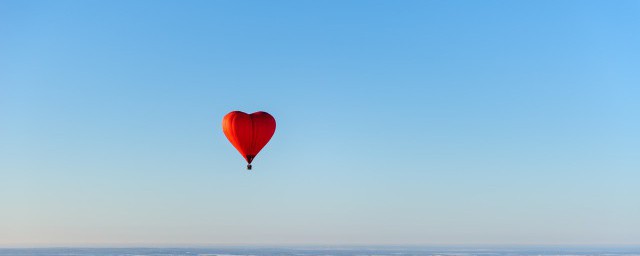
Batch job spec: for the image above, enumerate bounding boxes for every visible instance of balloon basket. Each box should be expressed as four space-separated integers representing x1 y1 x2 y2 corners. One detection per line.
247 164 252 170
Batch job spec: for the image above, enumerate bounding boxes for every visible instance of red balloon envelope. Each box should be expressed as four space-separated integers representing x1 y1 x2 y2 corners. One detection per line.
222 111 276 170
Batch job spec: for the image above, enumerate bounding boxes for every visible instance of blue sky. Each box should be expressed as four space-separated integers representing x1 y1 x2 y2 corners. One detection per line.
1 0 639 246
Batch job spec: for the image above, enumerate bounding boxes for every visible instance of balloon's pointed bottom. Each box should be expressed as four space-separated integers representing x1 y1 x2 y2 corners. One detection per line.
247 164 252 170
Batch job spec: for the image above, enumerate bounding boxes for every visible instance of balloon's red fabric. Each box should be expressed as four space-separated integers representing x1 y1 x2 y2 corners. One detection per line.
222 111 276 166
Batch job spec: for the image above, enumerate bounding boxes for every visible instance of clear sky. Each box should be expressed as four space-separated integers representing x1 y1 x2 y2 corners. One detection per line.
1 0 639 247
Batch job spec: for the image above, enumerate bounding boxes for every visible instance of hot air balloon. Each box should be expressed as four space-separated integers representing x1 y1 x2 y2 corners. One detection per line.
222 111 276 170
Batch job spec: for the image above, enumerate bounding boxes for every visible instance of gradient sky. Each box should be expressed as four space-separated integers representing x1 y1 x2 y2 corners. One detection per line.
1 0 639 247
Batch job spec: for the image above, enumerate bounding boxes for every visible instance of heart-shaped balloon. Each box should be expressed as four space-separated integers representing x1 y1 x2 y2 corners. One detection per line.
222 111 276 170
